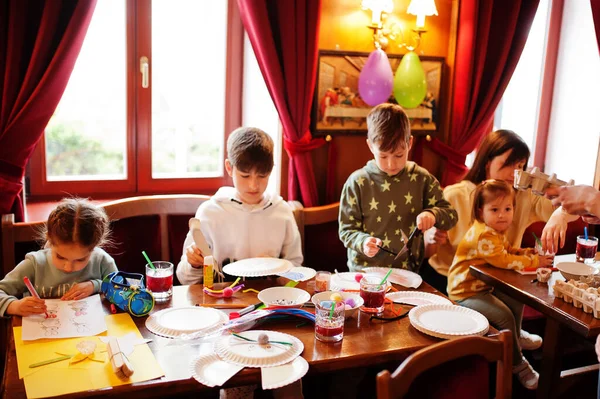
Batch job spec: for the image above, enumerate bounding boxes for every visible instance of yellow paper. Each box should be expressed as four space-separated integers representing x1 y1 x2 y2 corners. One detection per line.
14 313 164 399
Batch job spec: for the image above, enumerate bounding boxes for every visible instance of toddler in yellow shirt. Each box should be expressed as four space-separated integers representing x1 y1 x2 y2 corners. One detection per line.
447 180 553 390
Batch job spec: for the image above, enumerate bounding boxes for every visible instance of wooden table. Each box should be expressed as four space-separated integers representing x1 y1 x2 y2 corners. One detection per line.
470 256 600 399
2 279 446 399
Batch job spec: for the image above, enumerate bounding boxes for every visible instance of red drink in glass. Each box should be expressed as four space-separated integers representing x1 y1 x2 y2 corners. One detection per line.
360 276 386 313
315 301 344 343
146 261 174 301
576 236 598 264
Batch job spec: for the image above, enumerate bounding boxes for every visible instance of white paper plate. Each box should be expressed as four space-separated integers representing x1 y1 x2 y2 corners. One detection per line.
146 306 228 338
386 291 452 306
258 287 311 308
363 267 423 288
276 266 317 282
261 356 309 390
190 353 244 387
214 330 304 368
330 272 391 291
409 304 489 339
223 258 293 277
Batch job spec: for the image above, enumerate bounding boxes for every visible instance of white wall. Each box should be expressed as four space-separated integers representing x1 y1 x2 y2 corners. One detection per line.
545 0 600 185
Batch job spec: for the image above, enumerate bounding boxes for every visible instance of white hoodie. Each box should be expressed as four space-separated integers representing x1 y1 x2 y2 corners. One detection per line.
176 187 303 285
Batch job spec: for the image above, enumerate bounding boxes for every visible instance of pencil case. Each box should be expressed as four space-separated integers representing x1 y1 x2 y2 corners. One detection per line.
101 271 155 317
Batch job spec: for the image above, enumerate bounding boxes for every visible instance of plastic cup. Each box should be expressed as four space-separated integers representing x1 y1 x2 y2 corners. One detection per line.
315 301 344 343
359 276 386 313
146 261 174 301
576 236 598 264
314 271 331 293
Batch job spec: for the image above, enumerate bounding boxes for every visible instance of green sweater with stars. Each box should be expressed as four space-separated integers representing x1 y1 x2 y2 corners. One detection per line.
339 160 458 272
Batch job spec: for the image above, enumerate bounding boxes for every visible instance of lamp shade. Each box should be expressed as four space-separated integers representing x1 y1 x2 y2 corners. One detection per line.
393 51 427 109
407 0 438 17
358 49 394 106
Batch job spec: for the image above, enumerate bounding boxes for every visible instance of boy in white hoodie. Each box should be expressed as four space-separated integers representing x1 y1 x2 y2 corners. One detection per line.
176 127 303 285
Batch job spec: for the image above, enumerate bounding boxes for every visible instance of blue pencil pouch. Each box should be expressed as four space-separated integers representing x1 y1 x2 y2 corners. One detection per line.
101 271 155 317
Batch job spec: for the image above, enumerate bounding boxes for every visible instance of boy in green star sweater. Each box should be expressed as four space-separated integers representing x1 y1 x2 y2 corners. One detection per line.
339 103 457 272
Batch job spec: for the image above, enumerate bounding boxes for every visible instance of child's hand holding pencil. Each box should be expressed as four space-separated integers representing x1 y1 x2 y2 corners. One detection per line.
5 276 48 317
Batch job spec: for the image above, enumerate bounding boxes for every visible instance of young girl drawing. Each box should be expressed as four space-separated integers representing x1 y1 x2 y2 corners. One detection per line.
0 198 117 317
447 180 553 390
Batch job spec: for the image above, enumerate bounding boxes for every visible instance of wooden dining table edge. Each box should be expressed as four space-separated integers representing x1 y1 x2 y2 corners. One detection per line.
469 265 593 338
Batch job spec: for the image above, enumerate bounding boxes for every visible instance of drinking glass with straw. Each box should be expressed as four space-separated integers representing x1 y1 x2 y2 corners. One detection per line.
143 251 174 300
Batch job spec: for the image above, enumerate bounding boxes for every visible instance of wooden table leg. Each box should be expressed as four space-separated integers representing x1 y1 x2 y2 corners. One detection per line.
537 318 565 399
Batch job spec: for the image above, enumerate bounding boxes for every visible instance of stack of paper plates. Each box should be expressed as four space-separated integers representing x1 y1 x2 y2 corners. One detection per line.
145 306 227 338
386 291 452 306
214 330 304 368
363 267 422 288
409 304 489 339
330 272 391 291
223 258 293 277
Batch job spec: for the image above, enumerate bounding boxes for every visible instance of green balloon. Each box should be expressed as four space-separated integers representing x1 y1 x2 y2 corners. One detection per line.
393 51 427 109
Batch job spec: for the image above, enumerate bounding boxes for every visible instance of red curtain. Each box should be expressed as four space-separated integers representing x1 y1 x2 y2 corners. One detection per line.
0 0 96 221
592 0 600 52
237 0 325 207
413 0 539 186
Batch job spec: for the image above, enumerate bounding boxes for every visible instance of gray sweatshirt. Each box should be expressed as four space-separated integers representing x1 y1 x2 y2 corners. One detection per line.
0 247 117 316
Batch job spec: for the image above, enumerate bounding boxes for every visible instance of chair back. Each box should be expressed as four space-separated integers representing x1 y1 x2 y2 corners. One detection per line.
376 330 513 399
290 201 347 273
1 194 209 279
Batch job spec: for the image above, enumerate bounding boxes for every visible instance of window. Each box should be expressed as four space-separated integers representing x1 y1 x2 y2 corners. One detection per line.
493 0 551 158
28 0 252 197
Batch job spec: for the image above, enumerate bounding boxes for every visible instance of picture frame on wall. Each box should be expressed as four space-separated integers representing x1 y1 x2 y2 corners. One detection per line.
312 50 445 137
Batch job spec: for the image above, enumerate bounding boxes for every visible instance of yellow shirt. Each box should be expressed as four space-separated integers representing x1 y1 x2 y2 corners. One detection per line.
447 220 540 301
429 180 556 276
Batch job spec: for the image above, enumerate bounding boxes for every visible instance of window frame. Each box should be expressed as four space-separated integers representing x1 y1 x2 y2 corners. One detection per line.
28 0 243 199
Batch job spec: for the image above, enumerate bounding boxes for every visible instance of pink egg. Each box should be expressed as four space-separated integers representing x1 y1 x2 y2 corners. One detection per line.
222 287 234 297
354 274 364 283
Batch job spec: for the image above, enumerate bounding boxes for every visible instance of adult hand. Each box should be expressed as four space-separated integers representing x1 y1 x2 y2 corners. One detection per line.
62 281 94 300
6 297 47 317
186 244 204 268
363 236 382 258
416 211 436 231
546 185 599 216
540 213 567 254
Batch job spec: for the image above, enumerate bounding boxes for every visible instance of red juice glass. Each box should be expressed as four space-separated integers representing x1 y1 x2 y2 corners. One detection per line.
576 236 598 264
146 261 174 301
315 301 345 343
359 276 386 313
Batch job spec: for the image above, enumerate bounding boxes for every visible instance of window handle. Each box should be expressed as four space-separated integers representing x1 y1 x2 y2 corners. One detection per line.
140 56 149 88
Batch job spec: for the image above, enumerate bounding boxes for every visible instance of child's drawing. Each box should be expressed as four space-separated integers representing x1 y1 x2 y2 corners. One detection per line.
69 301 89 316
39 318 61 336
21 294 107 341
70 318 90 333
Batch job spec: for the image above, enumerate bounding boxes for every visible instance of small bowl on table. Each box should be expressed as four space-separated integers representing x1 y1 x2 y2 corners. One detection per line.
311 291 364 319
557 262 597 281
257 287 311 308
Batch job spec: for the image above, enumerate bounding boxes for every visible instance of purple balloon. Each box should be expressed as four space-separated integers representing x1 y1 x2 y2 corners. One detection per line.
358 49 393 106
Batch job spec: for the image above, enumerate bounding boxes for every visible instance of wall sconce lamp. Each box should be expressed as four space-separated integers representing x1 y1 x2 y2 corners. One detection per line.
407 0 438 34
361 0 438 51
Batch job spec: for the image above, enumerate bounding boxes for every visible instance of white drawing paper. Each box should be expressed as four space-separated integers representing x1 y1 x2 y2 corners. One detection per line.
21 294 108 341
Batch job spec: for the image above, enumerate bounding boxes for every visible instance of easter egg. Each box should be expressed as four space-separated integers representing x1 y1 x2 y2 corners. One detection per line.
344 298 357 308
330 293 343 302
320 300 334 308
354 274 364 283
222 287 234 298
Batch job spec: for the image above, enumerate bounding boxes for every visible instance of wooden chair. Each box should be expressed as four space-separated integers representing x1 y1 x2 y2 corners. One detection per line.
1 194 209 278
289 202 347 273
376 330 513 399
